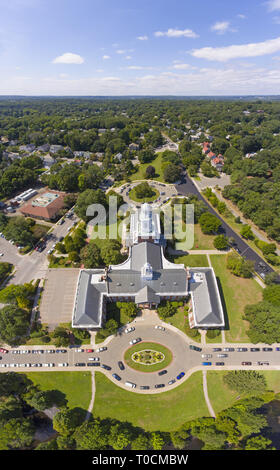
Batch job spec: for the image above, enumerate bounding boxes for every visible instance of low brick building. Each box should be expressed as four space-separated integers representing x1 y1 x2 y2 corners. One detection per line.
20 191 65 221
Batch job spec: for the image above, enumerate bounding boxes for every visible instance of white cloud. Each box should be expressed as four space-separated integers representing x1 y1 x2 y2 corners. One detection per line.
191 36 280 61
137 35 148 40
267 0 280 11
126 65 145 70
172 63 193 69
125 56 132 60
154 28 199 38
5 65 280 95
102 55 111 60
211 21 231 34
237 14 246 19
52 52 84 64
116 49 125 54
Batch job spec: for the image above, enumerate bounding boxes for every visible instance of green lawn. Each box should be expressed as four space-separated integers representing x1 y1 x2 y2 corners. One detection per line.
207 371 241 414
173 253 209 268
93 371 209 432
210 255 263 343
131 153 165 182
193 224 215 250
207 370 280 415
129 185 159 203
124 342 173 372
161 305 201 343
25 371 92 411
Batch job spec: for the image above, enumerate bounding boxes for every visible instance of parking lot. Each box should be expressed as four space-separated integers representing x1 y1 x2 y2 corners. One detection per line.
39 268 80 329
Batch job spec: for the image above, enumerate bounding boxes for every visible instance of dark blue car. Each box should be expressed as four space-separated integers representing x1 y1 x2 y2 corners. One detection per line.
112 373 121 381
176 372 185 380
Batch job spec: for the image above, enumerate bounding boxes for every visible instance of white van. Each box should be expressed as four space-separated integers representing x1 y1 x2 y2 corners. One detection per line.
125 381 136 388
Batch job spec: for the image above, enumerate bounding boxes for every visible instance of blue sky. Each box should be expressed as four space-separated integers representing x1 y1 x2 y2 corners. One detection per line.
2 0 280 95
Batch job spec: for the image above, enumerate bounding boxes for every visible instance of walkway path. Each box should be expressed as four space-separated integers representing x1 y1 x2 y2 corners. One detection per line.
84 371 96 421
202 370 216 418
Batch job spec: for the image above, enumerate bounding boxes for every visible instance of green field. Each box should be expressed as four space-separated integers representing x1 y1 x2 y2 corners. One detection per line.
193 224 215 250
124 342 173 372
131 153 165 182
25 371 92 411
93 371 209 432
207 371 241 414
207 370 280 415
173 253 209 268
210 255 263 343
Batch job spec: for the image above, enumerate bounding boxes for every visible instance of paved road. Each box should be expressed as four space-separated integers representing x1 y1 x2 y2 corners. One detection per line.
0 212 79 285
1 319 280 394
176 172 278 281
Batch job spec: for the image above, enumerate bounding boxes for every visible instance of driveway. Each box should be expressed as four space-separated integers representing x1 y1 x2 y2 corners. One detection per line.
39 268 80 329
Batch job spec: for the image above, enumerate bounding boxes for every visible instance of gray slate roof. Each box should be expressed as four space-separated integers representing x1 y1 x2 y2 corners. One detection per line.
73 270 107 327
188 268 224 327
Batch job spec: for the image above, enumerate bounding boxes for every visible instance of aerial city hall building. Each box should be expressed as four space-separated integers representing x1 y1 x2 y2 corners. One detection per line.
72 203 225 331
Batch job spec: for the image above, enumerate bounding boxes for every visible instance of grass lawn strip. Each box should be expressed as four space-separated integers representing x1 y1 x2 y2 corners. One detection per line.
93 371 209 432
25 371 92 411
210 254 263 343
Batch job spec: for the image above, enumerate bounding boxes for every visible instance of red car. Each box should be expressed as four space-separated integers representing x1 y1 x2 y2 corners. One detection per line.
0 348 8 353
86 349 94 353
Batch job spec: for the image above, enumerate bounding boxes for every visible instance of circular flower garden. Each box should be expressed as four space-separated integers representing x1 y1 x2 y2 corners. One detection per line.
124 342 173 372
131 349 165 366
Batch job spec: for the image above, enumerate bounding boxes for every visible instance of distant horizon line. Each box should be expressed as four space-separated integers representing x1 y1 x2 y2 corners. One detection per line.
0 94 280 99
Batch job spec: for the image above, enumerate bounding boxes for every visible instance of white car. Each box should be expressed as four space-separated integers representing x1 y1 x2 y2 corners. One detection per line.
201 354 212 358
155 325 165 331
58 363 68 367
88 357 100 362
0 253 4 257
129 338 142 345
125 327 135 334
75 348 84 353
96 347 107 353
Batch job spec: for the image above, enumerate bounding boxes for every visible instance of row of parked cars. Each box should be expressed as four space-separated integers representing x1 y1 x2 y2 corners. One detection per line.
111 371 185 389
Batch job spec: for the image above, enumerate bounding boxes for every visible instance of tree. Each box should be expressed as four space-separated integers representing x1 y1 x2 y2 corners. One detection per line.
163 163 181 183
226 252 254 278
74 420 109 450
53 408 85 435
131 433 151 450
25 390 58 411
108 424 131 450
0 418 35 450
244 301 280 343
223 371 267 395
263 284 280 306
150 431 165 450
199 212 222 234
100 239 124 265
0 282 35 307
213 235 228 250
134 182 154 199
75 189 107 222
145 165 155 178
117 302 138 320
157 301 177 319
80 242 102 268
264 271 279 285
53 326 70 347
244 435 273 450
0 372 31 398
240 224 254 240
0 305 29 345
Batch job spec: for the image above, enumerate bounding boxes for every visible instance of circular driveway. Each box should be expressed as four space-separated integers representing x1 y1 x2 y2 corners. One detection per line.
113 180 178 208
96 322 201 393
